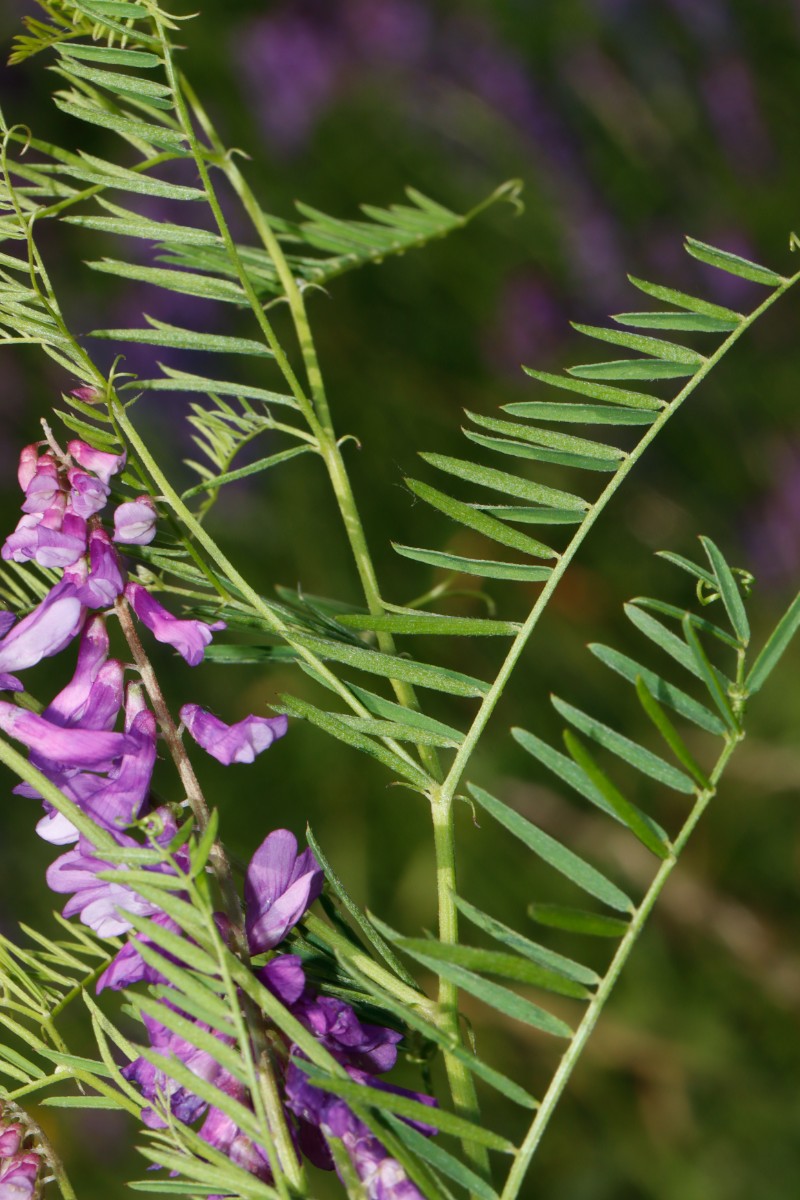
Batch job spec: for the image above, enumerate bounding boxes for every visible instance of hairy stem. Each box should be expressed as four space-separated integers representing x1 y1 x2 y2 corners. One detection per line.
116 596 302 1185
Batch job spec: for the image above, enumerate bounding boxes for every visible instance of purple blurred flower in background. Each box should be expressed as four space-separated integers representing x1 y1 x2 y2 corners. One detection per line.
745 439 800 588
234 8 344 154
342 0 430 67
484 273 565 376
702 55 772 175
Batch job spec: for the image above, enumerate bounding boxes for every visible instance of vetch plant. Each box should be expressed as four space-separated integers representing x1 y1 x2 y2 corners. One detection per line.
0 3 798 1199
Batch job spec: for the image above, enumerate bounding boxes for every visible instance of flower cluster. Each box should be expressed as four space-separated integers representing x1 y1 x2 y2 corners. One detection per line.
104 830 435 1197
0 1118 41 1200
0 438 286 850
1 436 433 1199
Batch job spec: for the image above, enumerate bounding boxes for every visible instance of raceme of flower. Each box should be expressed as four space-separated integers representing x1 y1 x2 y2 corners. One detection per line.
0 435 432 1196
115 831 434 1196
4 7 800 1200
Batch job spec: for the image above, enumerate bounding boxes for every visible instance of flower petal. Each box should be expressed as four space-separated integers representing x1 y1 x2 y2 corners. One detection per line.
113 496 157 545
126 583 225 666
180 704 287 765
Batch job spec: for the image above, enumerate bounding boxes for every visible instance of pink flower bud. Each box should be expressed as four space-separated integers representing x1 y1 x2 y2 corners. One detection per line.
17 444 41 492
67 441 126 486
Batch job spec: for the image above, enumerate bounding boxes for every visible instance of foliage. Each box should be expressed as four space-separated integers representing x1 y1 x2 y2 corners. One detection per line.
0 3 798 1200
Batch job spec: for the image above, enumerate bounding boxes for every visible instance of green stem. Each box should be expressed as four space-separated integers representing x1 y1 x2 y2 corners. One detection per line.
501 733 741 1200
156 26 320 433
112 399 424 776
429 267 800 1168
432 794 490 1180
180 74 442 777
170 57 443 783
304 912 438 1018
205 900 301 1197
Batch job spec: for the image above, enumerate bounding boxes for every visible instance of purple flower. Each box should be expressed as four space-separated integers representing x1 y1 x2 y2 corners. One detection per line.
258 953 307 1006
46 807 186 937
285 1065 433 1200
33 683 152 845
47 843 160 935
0 613 15 638
198 1090 274 1183
17 444 41 491
72 660 125 731
0 675 22 692
70 385 101 403
0 580 86 674
41 616 112 727
113 496 157 545
76 528 125 610
96 913 181 993
0 580 85 674
292 994 402 1074
123 1011 234 1129
343 1128 425 1200
180 705 288 765
67 440 126 485
21 455 60 514
0 700 134 769
3 507 88 569
125 583 225 666
244 830 323 953
83 701 156 833
0 1153 39 1200
67 468 110 518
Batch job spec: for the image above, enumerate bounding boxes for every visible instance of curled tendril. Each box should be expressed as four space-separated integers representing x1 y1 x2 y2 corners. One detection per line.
733 566 755 595
697 566 753 607
696 579 721 606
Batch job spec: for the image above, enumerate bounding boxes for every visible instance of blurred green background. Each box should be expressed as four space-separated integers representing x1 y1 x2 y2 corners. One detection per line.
2 0 800 1197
